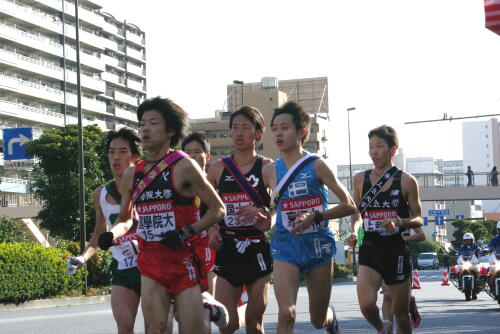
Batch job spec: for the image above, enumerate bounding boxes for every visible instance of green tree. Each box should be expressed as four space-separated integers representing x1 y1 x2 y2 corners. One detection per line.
25 125 111 241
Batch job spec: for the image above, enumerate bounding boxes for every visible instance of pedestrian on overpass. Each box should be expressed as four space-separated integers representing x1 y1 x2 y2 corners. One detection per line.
465 166 474 187
347 125 423 334
490 166 498 186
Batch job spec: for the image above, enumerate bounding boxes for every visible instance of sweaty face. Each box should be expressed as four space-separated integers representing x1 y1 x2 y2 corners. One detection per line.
271 113 303 152
139 110 170 149
230 115 261 150
107 137 136 178
183 140 208 170
369 135 395 169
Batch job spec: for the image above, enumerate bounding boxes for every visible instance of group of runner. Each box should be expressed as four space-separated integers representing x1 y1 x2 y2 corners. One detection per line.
67 96 423 334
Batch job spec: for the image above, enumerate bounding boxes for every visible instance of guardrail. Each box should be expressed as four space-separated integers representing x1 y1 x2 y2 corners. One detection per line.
0 193 42 207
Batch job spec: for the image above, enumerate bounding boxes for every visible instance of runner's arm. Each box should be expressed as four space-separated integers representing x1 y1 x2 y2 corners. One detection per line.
403 227 425 242
400 173 423 229
347 172 364 247
183 159 226 234
289 159 355 235
315 159 356 220
109 166 135 239
83 187 108 257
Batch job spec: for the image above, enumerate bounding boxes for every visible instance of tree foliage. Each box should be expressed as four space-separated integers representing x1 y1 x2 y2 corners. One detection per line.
0 216 33 243
451 219 497 249
25 125 112 241
408 239 445 266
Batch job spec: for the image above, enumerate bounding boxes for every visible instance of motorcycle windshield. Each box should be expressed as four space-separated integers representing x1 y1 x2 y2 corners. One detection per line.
461 249 474 261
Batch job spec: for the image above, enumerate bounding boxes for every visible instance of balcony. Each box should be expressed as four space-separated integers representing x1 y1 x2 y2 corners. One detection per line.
0 72 105 114
126 46 145 62
126 78 145 92
0 22 62 58
0 24 104 71
126 63 145 77
114 106 137 122
0 0 62 35
63 24 105 50
0 98 64 127
0 48 104 93
101 37 120 52
114 91 138 106
34 0 104 28
101 72 126 87
103 21 125 39
126 31 144 46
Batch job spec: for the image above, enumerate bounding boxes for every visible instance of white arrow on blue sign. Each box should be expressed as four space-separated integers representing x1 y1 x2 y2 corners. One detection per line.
3 128 33 160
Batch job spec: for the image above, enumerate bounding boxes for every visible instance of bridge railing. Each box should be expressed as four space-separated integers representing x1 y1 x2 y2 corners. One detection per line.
338 172 498 190
0 193 42 207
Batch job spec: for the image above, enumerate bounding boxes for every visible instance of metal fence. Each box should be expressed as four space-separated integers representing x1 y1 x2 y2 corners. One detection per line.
338 172 499 190
0 193 42 207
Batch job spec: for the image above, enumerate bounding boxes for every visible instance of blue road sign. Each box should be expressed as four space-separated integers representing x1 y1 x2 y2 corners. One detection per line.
434 216 445 225
456 215 465 219
3 128 32 160
428 209 450 216
423 217 428 226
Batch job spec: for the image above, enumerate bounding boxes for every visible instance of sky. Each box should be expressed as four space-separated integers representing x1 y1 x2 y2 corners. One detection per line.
103 0 500 168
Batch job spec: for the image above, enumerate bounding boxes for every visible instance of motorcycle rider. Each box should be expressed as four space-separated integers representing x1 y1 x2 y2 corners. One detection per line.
487 222 500 251
457 232 480 299
458 233 481 257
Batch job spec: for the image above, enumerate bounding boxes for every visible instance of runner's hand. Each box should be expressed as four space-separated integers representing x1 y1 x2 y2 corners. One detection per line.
380 218 397 232
209 229 223 251
98 232 114 250
161 226 194 250
288 211 314 236
66 255 85 275
346 233 357 247
235 206 258 225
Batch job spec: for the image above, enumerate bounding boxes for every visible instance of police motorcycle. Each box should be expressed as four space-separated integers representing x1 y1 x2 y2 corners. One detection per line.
449 249 480 301
484 245 500 306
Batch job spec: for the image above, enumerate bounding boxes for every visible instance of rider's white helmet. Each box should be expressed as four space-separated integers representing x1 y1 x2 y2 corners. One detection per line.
463 232 474 241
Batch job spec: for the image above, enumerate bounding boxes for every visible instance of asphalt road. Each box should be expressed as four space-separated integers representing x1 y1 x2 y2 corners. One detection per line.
1 270 498 333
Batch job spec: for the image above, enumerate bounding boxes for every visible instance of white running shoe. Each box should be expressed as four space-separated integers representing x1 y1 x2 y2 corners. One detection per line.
202 291 228 329
376 320 393 334
324 306 342 334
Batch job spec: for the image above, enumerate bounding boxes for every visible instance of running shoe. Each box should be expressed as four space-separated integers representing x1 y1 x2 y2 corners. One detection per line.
409 296 421 328
202 291 229 329
324 306 342 334
376 320 392 334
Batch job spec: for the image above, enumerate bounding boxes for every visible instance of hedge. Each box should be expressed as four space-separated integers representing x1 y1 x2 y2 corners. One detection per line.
0 216 34 243
56 240 113 287
0 243 86 304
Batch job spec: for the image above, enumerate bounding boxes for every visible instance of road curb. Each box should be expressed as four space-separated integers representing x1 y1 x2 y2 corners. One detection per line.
0 295 111 312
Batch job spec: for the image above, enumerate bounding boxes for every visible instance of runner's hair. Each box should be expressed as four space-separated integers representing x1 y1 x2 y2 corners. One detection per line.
368 125 398 148
181 132 210 153
271 101 311 143
105 127 142 157
137 96 189 148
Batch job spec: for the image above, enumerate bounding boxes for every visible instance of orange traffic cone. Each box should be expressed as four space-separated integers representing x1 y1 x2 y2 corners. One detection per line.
411 270 421 289
441 270 450 286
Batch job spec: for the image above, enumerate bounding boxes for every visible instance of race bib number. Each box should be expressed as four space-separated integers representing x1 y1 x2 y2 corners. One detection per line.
136 200 176 241
363 210 399 236
111 239 139 270
280 195 322 234
222 192 255 227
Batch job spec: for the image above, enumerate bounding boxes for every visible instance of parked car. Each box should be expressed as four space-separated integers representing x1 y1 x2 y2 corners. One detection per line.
417 252 439 270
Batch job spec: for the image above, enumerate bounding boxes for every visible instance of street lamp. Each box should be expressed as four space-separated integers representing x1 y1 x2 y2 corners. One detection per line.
233 80 244 108
347 106 356 271
347 107 355 189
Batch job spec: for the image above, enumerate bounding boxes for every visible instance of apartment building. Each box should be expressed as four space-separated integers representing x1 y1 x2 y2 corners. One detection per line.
0 0 146 191
190 77 330 162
